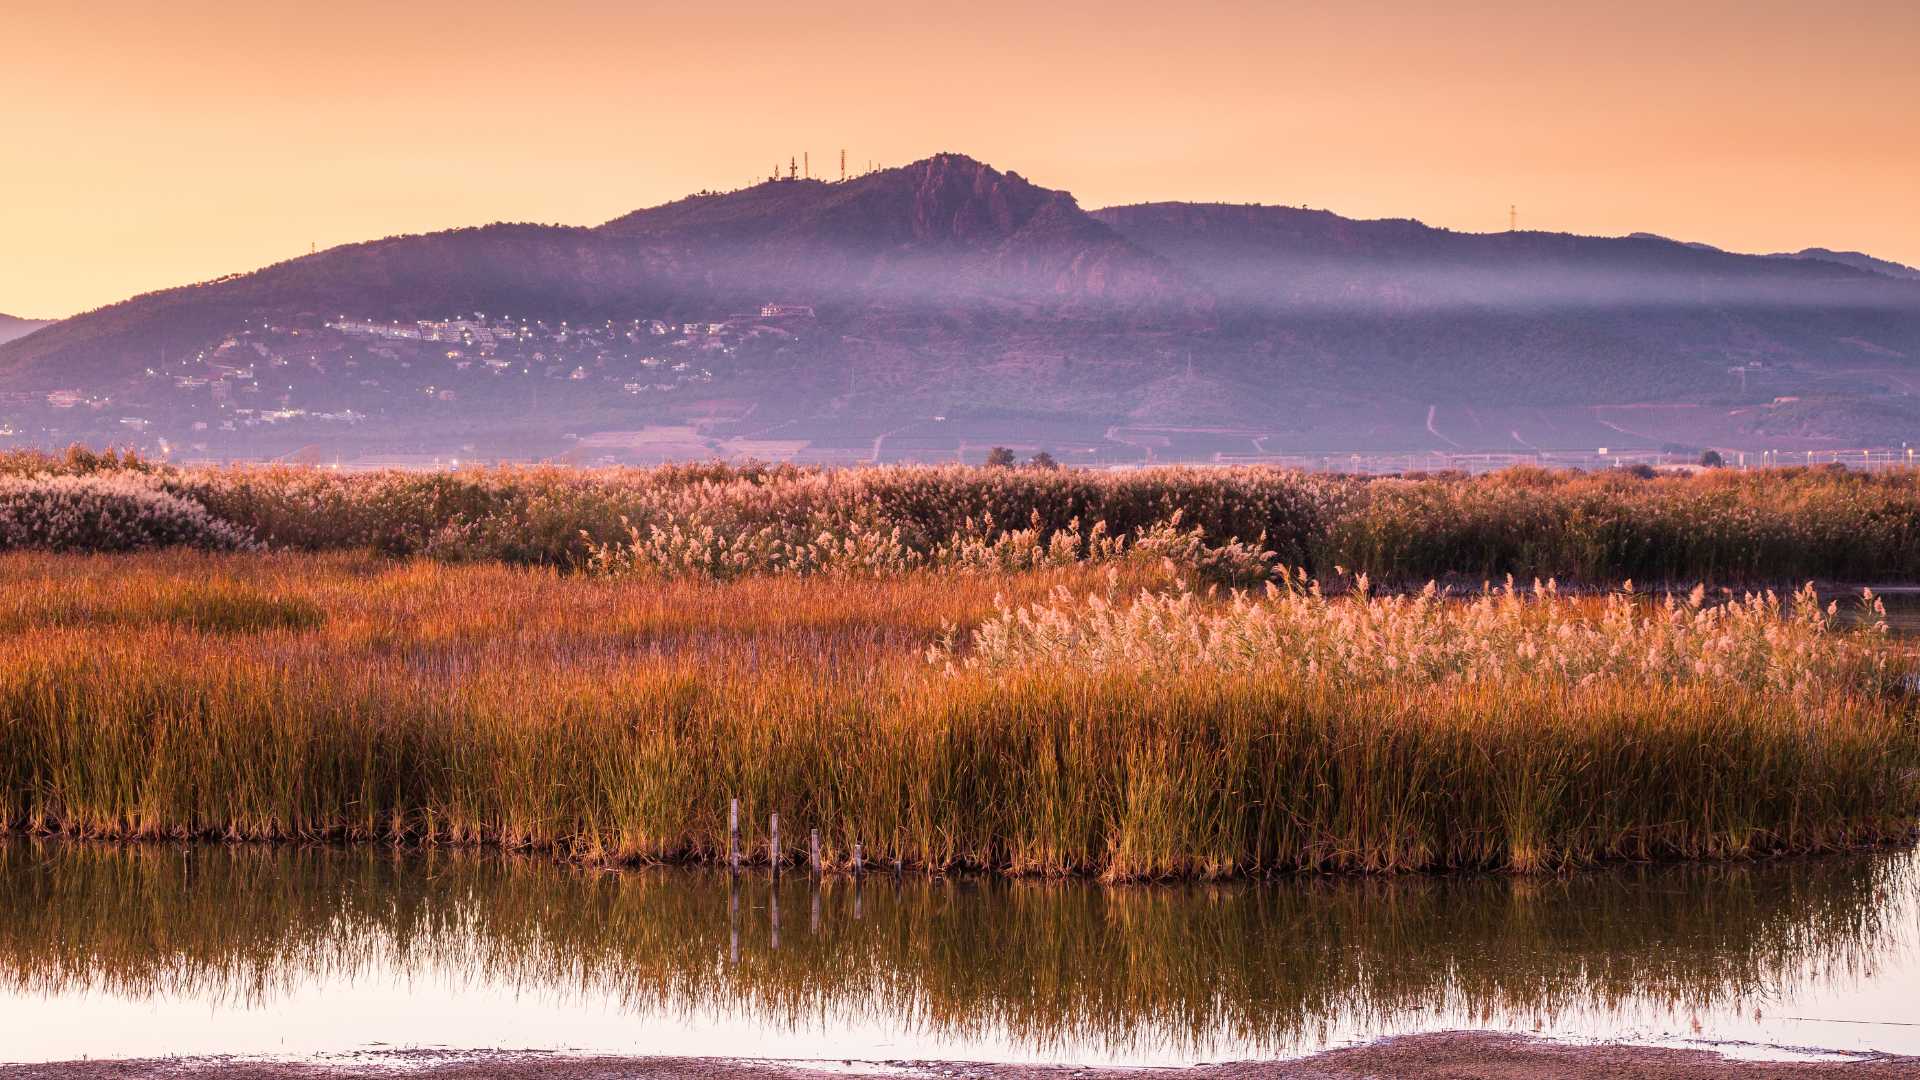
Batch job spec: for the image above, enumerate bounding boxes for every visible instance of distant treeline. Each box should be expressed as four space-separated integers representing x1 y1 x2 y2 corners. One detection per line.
6 447 1920 584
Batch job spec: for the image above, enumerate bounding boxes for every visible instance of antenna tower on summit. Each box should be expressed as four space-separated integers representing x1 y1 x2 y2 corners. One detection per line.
840 148 846 182
1509 204 1518 231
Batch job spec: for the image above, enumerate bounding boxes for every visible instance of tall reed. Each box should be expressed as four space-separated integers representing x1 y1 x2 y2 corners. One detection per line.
1 552 1912 878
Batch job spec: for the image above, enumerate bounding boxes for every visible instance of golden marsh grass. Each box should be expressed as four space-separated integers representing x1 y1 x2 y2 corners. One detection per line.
1 551 1913 878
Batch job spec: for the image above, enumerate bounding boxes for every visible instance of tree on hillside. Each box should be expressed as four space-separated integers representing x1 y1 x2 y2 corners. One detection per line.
1700 449 1726 468
1028 450 1060 470
984 446 1016 468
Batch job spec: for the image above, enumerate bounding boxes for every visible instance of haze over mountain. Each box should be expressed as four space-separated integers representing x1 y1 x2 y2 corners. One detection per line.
0 314 50 347
1630 234 1920 281
1768 248 1920 282
4 153 1919 465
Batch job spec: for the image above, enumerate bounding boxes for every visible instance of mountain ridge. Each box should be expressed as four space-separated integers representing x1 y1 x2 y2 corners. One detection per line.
5 153 1920 459
1769 247 1920 281
0 314 50 347
597 153 1193 306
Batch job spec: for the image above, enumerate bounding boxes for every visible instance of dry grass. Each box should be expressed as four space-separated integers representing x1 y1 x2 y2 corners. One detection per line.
12 451 1920 584
1 551 1912 879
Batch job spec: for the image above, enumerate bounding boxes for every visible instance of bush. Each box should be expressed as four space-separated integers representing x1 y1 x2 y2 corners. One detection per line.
0 474 254 553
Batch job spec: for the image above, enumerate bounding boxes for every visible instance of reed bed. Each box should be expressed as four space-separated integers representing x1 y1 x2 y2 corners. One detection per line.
10 449 1920 584
0 552 1912 879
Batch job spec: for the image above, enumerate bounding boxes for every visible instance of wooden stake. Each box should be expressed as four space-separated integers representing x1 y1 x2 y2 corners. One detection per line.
770 812 781 873
809 828 822 876
852 841 864 876
728 798 740 874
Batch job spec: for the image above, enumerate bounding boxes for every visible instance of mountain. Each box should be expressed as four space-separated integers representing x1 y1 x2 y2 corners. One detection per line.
1627 235 1920 281
599 153 1187 306
0 314 50 346
1768 247 1920 281
1092 203 1920 406
1627 232 1724 253
5 153 1920 463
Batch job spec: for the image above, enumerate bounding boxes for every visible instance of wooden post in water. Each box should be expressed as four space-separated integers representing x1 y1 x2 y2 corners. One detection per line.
728 798 740 874
769 881 781 951
852 841 864 876
770 812 781 874
809 829 822 877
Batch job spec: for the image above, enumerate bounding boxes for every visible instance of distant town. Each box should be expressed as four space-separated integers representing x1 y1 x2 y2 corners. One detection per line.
0 303 823 462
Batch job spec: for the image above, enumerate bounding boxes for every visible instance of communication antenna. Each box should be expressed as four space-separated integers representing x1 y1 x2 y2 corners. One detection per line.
804 151 809 179
1509 204 1518 231
840 148 846 182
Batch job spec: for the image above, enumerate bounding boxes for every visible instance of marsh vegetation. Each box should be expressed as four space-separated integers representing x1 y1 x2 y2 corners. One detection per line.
12 449 1920 584
0 550 1911 878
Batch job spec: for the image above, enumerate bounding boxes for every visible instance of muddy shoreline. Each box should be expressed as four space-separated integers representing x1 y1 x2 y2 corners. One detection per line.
6 1035 1918 1080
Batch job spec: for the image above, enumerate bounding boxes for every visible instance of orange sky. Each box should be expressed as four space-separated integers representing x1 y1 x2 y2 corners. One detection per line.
4 1 1917 319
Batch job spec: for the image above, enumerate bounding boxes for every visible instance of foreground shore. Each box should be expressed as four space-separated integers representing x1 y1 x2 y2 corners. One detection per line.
7 1036 1918 1080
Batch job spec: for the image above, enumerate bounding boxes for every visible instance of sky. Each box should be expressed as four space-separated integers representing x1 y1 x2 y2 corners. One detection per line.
4 0 1917 319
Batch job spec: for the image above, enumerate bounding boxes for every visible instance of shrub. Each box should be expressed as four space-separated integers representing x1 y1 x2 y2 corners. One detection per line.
0 474 253 553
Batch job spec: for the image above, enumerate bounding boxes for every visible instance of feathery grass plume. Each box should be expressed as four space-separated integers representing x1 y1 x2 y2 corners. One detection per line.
936 574 1893 695
0 473 253 552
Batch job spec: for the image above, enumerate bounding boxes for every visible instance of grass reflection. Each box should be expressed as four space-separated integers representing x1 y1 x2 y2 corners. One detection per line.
0 841 1910 1057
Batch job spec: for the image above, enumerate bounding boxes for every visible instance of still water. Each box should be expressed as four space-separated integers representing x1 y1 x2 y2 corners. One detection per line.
0 840 1915 1066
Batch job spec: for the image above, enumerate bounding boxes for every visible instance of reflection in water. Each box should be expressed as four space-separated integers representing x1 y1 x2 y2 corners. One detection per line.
0 840 1914 1062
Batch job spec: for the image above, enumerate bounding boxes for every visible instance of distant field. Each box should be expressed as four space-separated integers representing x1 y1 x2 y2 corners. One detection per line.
10 448 1920 584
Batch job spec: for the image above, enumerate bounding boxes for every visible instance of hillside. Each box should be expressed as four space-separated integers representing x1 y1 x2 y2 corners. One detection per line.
1094 202 1920 405
0 314 49 346
5 154 1920 462
1770 247 1920 281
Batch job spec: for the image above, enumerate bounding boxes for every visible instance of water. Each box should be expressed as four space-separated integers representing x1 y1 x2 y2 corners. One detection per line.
0 841 1915 1066
1861 589 1920 637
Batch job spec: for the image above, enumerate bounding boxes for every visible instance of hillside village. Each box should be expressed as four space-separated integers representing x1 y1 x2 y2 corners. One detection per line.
0 303 820 460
